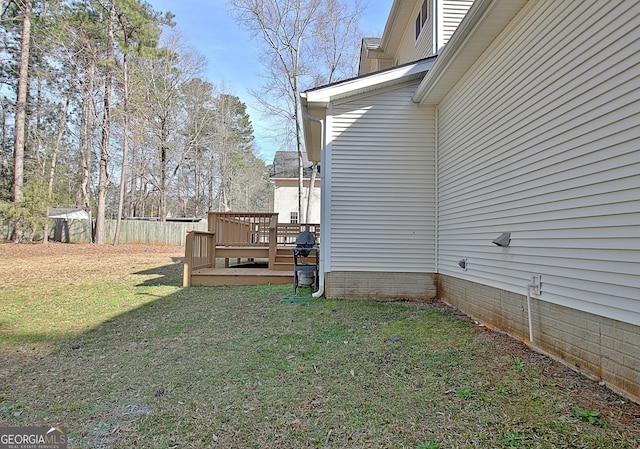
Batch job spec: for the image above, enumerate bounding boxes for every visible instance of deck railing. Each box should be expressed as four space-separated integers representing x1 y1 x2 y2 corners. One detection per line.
208 212 276 246
276 223 320 245
183 230 215 287
184 212 320 286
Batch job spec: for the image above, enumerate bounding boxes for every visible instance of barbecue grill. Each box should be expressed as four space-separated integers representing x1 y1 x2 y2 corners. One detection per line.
291 231 319 294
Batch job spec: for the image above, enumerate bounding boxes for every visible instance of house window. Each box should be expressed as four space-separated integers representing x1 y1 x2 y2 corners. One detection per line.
415 0 428 40
422 0 428 26
290 212 298 224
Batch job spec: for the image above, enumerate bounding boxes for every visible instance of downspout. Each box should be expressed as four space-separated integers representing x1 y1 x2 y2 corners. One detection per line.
434 105 439 274
302 109 325 298
433 0 439 55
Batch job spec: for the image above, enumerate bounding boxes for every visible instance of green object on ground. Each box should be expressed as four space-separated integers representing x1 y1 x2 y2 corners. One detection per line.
280 296 315 303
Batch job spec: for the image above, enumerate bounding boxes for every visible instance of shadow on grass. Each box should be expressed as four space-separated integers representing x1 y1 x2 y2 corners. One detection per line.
0 331 75 348
133 256 184 287
0 258 186 351
2 281 639 449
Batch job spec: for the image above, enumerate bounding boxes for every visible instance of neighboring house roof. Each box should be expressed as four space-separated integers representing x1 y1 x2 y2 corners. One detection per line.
48 208 89 220
301 57 437 162
270 151 319 179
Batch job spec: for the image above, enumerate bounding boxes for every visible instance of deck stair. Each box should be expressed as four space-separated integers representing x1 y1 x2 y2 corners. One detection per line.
272 246 319 271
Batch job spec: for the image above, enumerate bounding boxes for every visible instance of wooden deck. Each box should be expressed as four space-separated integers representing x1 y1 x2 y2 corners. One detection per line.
183 212 319 287
190 267 294 286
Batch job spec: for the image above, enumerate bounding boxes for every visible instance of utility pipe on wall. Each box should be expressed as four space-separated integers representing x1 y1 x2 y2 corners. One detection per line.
526 284 534 343
525 275 541 344
302 109 325 298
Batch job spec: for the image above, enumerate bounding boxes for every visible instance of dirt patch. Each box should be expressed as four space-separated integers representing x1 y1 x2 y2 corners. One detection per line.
0 242 184 286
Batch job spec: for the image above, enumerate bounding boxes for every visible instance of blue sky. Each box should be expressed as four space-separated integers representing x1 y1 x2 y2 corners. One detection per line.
145 0 393 163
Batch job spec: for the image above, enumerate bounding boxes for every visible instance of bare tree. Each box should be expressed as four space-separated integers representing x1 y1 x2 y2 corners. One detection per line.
177 78 218 216
230 0 321 221
112 0 166 245
304 0 363 223
311 0 363 85
43 97 70 243
211 93 256 212
136 31 205 220
64 0 110 242
230 0 362 222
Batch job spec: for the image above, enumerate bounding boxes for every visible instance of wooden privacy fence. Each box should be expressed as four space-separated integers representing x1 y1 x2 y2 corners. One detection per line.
0 219 208 246
2 217 319 247
107 220 207 246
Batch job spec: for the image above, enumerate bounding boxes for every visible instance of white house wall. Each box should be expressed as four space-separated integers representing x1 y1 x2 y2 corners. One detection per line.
395 1 475 65
273 179 321 224
439 0 475 51
436 0 640 325
328 81 436 273
396 1 435 65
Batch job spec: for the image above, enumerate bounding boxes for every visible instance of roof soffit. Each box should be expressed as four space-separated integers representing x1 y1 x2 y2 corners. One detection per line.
302 57 435 106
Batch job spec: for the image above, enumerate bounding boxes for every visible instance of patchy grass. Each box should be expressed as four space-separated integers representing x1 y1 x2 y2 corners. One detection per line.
0 243 639 448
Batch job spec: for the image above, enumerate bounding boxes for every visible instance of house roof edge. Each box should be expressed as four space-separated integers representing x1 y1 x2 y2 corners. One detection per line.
413 0 528 105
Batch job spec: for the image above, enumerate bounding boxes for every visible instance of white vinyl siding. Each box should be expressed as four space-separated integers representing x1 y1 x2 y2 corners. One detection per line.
273 180 321 224
436 0 640 324
440 0 475 49
328 82 436 272
397 1 435 64
395 1 475 64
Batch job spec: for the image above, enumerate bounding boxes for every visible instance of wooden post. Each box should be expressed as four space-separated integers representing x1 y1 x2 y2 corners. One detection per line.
208 232 216 269
183 230 194 287
268 213 278 270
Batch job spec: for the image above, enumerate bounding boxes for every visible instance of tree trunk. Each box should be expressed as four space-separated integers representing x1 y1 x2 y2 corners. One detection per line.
77 60 95 244
95 0 116 244
12 0 32 205
113 52 130 246
159 115 168 221
35 75 43 174
127 133 139 217
194 154 200 216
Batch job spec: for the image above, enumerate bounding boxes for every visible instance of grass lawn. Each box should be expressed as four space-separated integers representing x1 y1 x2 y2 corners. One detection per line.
0 243 639 448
